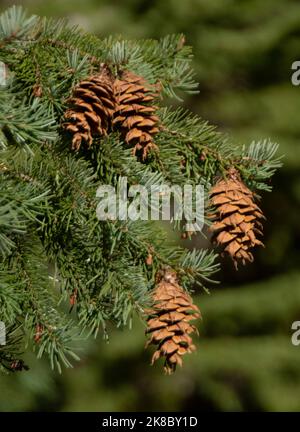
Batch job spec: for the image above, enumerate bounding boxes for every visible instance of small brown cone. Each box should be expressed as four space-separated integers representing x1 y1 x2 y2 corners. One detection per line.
113 71 160 160
210 169 265 268
32 83 42 98
145 268 201 374
70 288 78 306
145 253 153 266
34 324 43 344
63 69 115 151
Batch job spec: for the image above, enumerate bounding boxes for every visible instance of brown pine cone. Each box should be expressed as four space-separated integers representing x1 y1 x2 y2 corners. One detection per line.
145 269 201 374
63 69 115 150
210 169 265 268
113 71 160 160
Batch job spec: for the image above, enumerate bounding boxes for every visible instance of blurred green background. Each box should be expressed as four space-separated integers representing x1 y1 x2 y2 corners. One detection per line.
1 0 300 412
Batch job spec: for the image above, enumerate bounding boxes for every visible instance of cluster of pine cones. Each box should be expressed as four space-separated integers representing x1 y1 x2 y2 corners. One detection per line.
63 67 266 375
63 68 159 160
145 169 265 374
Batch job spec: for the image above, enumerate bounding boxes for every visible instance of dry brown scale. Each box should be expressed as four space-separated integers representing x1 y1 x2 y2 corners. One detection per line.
63 69 115 151
113 70 160 160
210 169 265 269
145 268 201 374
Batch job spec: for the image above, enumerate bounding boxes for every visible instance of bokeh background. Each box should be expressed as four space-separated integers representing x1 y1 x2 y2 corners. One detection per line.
1 0 300 412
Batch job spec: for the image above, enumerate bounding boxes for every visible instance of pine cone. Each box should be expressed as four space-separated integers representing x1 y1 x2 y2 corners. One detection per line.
113 71 160 160
210 169 265 268
145 269 201 374
63 70 115 151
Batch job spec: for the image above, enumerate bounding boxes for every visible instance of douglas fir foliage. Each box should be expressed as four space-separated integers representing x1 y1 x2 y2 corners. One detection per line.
0 7 281 374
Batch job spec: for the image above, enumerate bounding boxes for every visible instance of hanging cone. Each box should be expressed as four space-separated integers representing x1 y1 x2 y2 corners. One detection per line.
113 70 160 160
210 168 265 268
63 68 115 151
145 268 201 374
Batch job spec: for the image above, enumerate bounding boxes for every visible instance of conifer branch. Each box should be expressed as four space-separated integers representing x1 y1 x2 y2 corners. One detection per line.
0 6 282 373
